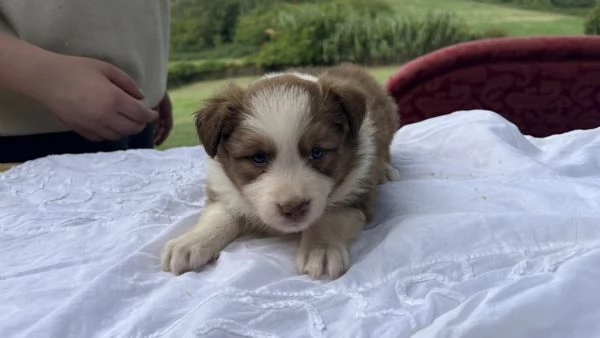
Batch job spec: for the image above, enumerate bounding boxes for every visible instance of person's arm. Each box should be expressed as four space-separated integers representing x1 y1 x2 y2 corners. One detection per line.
0 33 50 95
0 33 158 141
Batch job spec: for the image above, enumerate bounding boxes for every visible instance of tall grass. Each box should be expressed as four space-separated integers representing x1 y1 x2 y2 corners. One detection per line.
320 12 482 65
167 0 514 87
241 3 500 69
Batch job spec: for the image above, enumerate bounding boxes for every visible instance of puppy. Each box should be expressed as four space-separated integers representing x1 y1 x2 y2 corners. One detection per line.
161 63 400 280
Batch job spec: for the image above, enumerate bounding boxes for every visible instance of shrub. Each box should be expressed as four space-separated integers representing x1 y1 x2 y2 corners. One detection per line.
234 0 392 48
584 1 600 34
170 0 305 53
234 4 288 47
551 0 595 7
170 44 259 62
390 12 483 62
243 4 485 69
168 62 210 88
167 60 255 88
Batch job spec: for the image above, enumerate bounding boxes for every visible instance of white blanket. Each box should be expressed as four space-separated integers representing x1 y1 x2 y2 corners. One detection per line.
2 110 600 338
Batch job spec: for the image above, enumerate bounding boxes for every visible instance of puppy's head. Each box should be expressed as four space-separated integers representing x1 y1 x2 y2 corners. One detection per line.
195 74 366 233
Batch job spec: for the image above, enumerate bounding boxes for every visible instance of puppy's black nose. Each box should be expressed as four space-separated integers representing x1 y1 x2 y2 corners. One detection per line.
277 199 310 222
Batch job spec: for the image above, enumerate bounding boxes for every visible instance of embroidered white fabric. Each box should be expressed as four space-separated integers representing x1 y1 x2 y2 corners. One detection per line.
2 110 600 338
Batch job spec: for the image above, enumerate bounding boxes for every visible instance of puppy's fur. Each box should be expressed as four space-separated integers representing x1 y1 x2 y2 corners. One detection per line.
161 63 400 279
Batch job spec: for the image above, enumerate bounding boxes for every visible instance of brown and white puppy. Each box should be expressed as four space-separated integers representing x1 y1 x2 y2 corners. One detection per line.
161 63 400 280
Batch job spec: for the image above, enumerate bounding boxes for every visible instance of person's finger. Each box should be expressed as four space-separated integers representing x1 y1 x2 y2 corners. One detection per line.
103 63 145 100
77 127 103 142
117 94 159 125
163 109 173 136
79 125 114 142
161 95 173 131
95 125 123 141
63 118 103 142
113 113 147 136
50 111 101 142
154 117 164 143
155 96 173 146
154 124 166 145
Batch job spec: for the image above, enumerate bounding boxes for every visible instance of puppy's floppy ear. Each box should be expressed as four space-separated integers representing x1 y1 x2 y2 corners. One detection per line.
320 80 367 139
193 83 245 157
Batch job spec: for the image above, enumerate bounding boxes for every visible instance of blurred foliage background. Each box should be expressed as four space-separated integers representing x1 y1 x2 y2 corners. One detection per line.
160 0 600 148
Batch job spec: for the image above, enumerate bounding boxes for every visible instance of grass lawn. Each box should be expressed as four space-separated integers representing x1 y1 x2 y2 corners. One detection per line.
385 0 584 36
159 66 400 149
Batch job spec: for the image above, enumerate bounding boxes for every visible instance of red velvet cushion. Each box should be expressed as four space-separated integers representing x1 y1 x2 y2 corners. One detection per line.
385 36 600 137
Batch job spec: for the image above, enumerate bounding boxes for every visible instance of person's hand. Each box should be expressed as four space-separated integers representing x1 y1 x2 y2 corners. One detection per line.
153 92 173 146
27 53 158 141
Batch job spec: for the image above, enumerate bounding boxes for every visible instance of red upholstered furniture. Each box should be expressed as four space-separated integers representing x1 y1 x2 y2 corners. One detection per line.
385 36 600 137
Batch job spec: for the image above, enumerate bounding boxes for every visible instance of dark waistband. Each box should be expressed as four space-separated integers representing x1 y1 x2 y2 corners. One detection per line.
0 123 154 163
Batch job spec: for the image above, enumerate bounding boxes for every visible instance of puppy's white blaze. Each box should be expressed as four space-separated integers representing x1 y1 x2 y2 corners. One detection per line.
329 115 377 204
247 85 312 151
261 72 318 83
291 72 319 83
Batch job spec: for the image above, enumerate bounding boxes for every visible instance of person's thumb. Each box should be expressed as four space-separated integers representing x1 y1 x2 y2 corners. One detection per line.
103 64 145 100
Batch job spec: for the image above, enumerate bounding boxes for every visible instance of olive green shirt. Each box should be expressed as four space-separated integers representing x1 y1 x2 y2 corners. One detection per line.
0 0 170 136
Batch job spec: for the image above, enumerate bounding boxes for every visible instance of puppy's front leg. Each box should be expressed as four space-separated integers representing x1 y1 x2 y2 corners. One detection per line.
296 207 366 280
161 202 239 275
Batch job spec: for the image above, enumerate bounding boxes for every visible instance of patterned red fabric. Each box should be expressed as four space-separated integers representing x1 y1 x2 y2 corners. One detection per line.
385 36 600 137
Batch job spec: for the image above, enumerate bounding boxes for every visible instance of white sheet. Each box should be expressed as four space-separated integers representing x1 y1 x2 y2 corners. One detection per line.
2 110 600 338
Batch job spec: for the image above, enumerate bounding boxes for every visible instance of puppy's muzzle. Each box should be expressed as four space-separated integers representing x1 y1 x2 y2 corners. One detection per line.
277 198 311 222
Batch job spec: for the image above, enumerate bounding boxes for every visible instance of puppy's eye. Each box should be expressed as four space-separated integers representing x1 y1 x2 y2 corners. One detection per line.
309 147 325 160
250 151 268 164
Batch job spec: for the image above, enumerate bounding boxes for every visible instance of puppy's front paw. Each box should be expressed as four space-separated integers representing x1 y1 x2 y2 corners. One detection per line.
381 162 400 183
161 233 219 275
296 243 350 280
